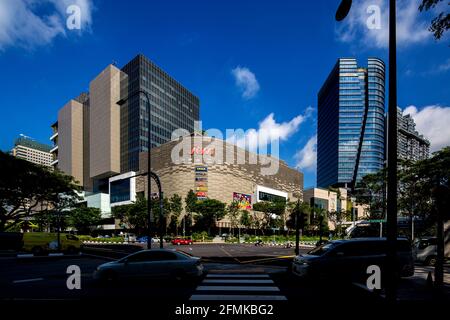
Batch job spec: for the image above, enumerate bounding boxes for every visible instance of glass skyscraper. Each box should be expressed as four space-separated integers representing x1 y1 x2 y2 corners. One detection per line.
317 58 385 188
120 54 200 172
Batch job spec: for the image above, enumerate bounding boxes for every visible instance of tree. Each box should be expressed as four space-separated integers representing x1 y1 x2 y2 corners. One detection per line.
240 210 251 229
227 201 241 236
252 199 287 232
252 201 272 232
419 0 450 41
185 190 197 235
193 199 226 235
286 201 310 237
0 151 81 232
354 169 386 220
328 209 351 238
168 194 183 235
67 207 101 235
151 197 170 233
311 207 328 240
111 196 148 235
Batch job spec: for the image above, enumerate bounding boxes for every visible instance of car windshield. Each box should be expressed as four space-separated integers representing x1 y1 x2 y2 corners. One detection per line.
308 242 337 256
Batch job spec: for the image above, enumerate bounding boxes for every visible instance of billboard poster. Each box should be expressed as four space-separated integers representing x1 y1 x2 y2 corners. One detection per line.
195 166 208 200
233 192 252 209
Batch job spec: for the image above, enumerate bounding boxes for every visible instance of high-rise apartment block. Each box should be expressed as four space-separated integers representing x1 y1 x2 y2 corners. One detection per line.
317 58 386 188
11 135 52 167
396 107 430 161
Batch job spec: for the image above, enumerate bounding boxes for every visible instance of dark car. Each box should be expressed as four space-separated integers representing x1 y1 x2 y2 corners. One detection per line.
292 238 414 282
93 249 203 282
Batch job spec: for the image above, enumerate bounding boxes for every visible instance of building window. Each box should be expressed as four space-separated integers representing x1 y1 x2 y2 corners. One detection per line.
258 191 285 203
110 178 131 203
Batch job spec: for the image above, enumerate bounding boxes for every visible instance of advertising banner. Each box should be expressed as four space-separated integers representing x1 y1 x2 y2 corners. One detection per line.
233 192 252 209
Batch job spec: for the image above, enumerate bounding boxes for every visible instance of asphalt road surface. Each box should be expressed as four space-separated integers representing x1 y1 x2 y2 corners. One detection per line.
1 243 448 316
0 244 310 302
0 253 377 318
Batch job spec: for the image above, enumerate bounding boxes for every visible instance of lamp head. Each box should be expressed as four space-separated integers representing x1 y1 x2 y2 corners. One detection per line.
335 0 352 21
116 98 126 106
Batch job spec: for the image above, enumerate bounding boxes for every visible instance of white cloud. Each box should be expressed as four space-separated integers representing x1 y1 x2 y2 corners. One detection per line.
335 0 430 49
294 135 317 171
0 0 93 51
227 108 313 152
231 66 260 99
436 58 450 73
403 105 450 152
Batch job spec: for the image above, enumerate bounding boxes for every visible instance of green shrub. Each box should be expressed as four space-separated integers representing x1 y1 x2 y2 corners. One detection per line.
191 231 212 242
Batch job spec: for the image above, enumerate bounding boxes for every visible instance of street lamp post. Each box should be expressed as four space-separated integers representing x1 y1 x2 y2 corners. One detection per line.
117 90 153 250
295 199 300 256
336 0 398 302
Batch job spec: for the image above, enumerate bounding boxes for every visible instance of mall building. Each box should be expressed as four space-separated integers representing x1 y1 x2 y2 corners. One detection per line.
109 134 304 229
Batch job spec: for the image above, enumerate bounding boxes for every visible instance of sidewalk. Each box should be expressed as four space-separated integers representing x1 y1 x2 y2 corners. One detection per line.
396 265 450 301
353 265 450 301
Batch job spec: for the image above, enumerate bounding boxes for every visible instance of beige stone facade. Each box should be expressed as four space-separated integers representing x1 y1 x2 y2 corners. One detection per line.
57 100 85 185
89 65 125 179
134 136 303 227
303 187 367 230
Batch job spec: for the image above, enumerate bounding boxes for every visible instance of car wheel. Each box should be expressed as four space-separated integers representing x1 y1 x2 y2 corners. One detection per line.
426 256 437 266
32 246 45 256
172 269 186 282
66 246 78 255
103 270 118 283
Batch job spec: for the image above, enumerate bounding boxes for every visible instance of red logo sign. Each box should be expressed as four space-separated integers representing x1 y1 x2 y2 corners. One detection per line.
190 147 215 156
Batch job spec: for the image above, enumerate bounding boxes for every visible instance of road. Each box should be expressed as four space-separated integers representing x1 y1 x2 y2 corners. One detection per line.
1 243 448 316
0 244 308 302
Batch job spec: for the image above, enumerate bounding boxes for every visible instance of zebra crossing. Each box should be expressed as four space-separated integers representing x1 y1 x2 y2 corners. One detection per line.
189 272 287 301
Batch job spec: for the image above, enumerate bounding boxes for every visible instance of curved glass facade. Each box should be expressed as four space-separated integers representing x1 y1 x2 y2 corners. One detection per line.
317 58 385 188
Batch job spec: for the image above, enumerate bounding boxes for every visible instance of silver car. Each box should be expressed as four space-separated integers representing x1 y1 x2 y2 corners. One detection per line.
414 237 438 266
93 249 204 282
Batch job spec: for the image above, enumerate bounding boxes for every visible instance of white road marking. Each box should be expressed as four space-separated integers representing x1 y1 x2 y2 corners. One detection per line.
190 295 287 301
196 286 279 291
206 274 269 278
203 279 274 284
13 278 44 284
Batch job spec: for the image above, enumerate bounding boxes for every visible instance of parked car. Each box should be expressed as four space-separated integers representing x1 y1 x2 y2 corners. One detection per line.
124 233 137 243
93 249 203 282
137 236 148 243
414 237 438 266
292 238 414 282
22 232 81 255
171 237 193 245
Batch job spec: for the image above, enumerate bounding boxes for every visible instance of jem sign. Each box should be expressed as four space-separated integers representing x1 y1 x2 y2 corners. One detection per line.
190 147 215 156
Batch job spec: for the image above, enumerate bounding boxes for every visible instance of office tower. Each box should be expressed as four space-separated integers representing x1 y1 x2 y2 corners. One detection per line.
11 135 52 167
317 58 385 188
120 54 200 172
51 96 87 186
50 54 200 192
396 107 430 161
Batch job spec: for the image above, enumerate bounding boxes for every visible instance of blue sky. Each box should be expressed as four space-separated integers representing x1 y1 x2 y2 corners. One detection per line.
0 0 449 188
